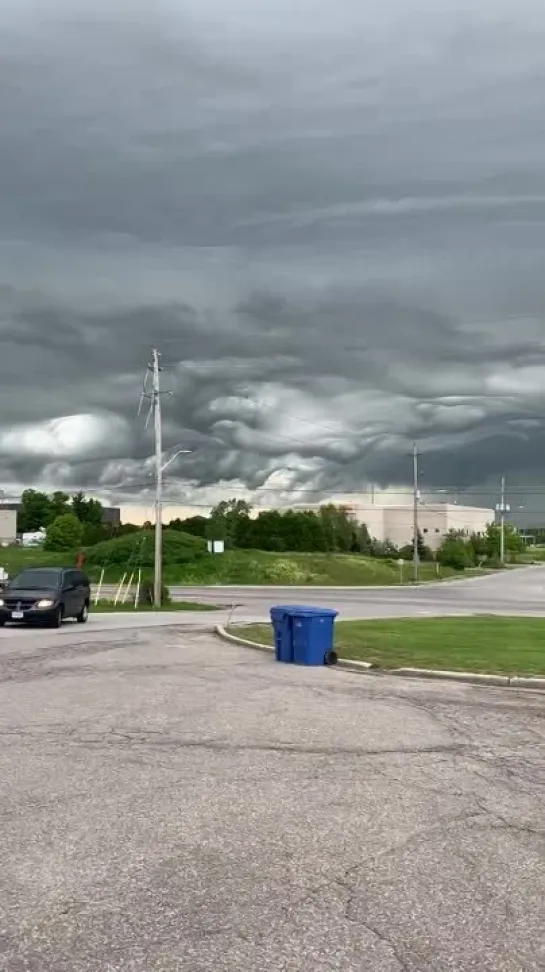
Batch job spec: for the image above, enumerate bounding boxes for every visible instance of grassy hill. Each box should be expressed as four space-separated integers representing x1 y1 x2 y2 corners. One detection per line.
0 530 488 586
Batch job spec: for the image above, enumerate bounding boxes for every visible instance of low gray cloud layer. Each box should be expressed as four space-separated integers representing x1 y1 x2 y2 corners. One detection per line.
2 0 545 516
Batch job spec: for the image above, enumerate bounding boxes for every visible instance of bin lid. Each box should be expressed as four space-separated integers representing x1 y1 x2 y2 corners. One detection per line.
270 604 307 619
271 604 338 619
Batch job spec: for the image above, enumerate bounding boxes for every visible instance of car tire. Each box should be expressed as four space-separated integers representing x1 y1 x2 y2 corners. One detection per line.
76 602 89 624
51 606 64 628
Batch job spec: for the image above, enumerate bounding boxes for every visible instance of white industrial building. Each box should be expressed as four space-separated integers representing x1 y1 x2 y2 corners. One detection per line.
0 509 17 545
346 503 494 551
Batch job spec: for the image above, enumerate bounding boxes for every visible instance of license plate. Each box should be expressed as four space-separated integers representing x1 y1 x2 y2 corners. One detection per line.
11 611 24 619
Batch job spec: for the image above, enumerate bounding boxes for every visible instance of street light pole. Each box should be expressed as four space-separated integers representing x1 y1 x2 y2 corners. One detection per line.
498 475 508 565
412 442 419 583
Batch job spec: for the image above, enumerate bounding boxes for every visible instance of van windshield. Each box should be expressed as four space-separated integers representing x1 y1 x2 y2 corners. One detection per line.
9 570 62 590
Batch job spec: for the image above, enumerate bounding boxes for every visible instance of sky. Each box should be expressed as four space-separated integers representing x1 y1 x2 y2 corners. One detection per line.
2 0 545 523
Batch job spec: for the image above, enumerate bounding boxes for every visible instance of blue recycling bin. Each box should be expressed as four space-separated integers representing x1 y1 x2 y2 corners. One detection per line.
291 607 339 666
270 605 338 666
270 606 295 663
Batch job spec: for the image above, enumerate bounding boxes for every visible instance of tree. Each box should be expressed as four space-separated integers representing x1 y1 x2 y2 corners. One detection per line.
17 489 51 532
208 499 252 547
44 513 84 551
485 523 524 560
469 532 487 561
169 515 208 538
47 491 70 524
71 491 103 526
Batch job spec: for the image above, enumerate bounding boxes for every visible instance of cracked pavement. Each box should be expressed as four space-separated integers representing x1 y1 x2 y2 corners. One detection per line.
0 626 543 970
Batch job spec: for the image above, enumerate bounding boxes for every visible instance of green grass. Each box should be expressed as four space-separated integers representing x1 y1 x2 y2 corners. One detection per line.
164 550 476 586
0 538 489 587
93 600 220 613
519 545 545 562
228 616 545 676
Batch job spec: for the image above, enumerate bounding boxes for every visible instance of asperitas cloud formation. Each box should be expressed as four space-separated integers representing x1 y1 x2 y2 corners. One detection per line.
2 0 545 516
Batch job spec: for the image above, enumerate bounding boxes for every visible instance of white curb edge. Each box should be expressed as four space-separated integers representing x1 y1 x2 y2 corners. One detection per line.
215 624 273 654
214 625 545 690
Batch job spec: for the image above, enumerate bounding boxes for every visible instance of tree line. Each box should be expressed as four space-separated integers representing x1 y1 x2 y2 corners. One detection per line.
169 500 377 554
169 498 525 567
17 489 118 550
16 490 526 565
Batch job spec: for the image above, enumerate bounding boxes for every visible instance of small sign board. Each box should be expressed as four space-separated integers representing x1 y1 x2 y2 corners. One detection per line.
207 539 225 554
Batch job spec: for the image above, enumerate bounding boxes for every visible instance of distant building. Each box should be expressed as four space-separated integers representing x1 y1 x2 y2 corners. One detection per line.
352 503 494 551
0 509 17 545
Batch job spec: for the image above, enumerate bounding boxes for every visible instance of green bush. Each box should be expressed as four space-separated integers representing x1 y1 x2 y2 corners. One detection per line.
263 559 309 583
44 513 84 551
138 580 171 606
437 535 475 570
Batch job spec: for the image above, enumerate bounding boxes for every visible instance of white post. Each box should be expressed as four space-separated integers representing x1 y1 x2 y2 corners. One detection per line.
122 572 134 604
134 568 141 609
94 567 105 606
114 573 126 606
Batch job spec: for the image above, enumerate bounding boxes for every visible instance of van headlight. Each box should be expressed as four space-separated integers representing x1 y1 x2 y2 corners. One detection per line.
36 599 54 609
0 599 4 607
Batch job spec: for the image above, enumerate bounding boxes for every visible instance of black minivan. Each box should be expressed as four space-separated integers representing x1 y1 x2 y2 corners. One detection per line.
0 567 90 628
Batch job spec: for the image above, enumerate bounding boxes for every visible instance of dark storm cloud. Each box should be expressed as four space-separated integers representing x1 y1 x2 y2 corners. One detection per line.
2 0 545 513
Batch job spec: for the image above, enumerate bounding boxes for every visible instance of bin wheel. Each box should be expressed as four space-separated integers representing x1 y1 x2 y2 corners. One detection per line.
324 651 338 666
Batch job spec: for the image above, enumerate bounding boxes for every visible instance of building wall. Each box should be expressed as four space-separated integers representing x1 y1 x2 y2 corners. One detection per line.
0 509 17 543
445 505 493 538
354 503 494 551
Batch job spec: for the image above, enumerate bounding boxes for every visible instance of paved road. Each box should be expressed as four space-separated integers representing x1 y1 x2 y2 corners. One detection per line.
2 566 544 640
145 564 545 620
0 626 543 971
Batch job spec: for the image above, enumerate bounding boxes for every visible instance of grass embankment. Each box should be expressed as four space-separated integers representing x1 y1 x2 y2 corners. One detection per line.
0 531 489 586
229 617 545 676
93 600 219 613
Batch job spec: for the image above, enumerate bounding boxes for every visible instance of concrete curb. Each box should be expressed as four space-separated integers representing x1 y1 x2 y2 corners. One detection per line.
509 675 545 689
215 625 273 654
388 667 510 687
215 626 545 690
336 658 375 672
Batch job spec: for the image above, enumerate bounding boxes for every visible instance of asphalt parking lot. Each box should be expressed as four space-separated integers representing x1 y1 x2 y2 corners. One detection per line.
0 626 543 971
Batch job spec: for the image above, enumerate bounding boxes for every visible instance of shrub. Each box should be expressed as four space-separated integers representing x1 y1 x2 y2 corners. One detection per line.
137 580 172 606
44 513 84 551
437 535 475 570
263 559 308 583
